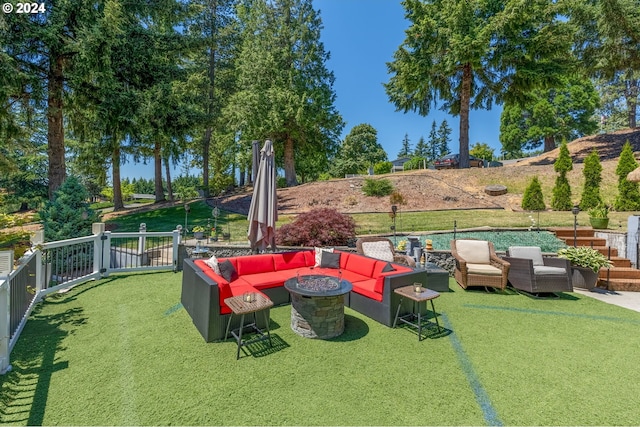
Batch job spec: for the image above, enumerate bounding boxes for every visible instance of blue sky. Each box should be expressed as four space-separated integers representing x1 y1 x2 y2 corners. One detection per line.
121 0 503 180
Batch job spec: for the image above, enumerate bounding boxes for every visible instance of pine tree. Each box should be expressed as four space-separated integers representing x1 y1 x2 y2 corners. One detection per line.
398 133 412 157
437 120 452 157
414 136 428 159
522 176 546 211
580 150 603 210
427 121 439 161
40 176 101 242
614 141 640 211
551 140 573 211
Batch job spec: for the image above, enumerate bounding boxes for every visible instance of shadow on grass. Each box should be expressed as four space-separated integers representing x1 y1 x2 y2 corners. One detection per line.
243 334 290 358
0 305 86 425
330 314 369 342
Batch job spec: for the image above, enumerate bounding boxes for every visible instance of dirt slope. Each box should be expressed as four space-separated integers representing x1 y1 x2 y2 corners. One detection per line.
217 128 640 216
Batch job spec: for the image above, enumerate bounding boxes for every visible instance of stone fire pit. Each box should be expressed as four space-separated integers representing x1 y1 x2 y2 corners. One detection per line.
284 274 352 339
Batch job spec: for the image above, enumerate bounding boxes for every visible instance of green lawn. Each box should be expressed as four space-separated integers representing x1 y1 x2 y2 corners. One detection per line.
2 271 640 425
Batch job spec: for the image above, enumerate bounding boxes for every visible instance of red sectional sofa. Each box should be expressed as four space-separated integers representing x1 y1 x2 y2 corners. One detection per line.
181 249 431 342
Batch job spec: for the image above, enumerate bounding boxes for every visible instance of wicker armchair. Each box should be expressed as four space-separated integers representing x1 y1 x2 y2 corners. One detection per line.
450 239 510 291
356 236 416 267
503 246 573 295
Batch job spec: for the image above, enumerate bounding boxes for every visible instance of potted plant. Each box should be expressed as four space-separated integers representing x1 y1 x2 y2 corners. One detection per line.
192 226 205 239
588 203 609 229
557 246 612 290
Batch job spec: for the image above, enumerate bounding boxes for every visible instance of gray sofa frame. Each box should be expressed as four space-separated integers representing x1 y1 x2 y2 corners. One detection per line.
181 255 442 342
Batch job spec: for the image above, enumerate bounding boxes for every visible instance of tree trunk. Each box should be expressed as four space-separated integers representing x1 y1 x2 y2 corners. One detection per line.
153 139 166 203
112 146 124 211
458 63 472 169
626 78 638 129
543 135 556 152
284 135 297 186
164 156 174 202
202 128 212 197
47 54 66 199
239 167 245 187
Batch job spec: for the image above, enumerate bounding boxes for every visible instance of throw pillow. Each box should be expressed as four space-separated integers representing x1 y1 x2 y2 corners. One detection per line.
204 255 221 275
361 241 394 262
320 251 341 269
218 260 238 283
314 247 334 267
381 262 396 272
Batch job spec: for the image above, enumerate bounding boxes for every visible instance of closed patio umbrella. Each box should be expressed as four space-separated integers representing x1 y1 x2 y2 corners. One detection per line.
247 140 278 253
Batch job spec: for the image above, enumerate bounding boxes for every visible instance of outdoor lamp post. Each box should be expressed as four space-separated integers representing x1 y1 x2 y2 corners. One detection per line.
391 205 398 243
184 204 190 235
572 205 580 247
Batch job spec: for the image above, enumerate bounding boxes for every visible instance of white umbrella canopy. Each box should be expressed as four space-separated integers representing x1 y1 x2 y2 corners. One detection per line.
247 140 278 253
627 167 640 182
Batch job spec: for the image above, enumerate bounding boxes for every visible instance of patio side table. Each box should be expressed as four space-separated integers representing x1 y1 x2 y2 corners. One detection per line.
224 293 274 359
393 285 441 341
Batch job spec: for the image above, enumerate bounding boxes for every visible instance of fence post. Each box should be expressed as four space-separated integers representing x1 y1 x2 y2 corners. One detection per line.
92 223 106 278
172 229 181 272
102 231 112 277
0 250 13 374
0 279 10 374
32 230 45 292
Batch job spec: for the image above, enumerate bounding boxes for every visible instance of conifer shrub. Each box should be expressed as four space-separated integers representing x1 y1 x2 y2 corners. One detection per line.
362 178 394 197
614 141 640 211
40 176 101 242
276 208 356 247
551 140 573 211
580 149 603 210
521 176 546 211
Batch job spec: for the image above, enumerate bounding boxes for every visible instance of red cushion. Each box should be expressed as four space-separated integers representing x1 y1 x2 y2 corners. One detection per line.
235 254 275 275
273 251 308 271
240 271 293 289
338 251 350 269
351 280 383 302
303 250 316 266
345 254 377 277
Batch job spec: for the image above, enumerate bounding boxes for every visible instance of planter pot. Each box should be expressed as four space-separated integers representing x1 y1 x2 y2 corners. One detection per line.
193 232 204 240
571 266 599 290
589 217 609 229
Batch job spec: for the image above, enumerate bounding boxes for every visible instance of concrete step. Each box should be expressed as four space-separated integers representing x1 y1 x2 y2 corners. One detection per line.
598 267 640 280
598 278 640 292
549 227 595 238
561 237 607 247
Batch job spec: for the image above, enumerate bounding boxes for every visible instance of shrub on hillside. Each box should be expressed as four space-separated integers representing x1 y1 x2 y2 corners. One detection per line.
362 178 394 197
614 141 640 211
551 140 573 211
580 149 603 210
522 176 545 211
276 208 356 247
373 161 392 175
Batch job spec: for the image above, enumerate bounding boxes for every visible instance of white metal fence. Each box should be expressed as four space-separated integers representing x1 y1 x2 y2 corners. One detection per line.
0 223 181 374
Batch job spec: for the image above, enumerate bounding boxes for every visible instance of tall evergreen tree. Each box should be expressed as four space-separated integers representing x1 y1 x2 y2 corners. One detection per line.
227 0 344 187
615 141 640 210
385 0 574 168
398 133 412 158
580 149 603 210
414 136 429 159
551 140 573 211
427 121 439 161
2 0 99 198
436 120 452 157
500 75 600 154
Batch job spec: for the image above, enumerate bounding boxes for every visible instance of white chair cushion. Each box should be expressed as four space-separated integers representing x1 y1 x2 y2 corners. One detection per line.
456 240 490 264
509 246 544 266
534 266 567 276
361 241 394 262
467 263 502 276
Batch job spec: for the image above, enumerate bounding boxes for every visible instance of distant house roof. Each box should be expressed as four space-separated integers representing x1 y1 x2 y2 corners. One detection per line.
390 157 411 172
